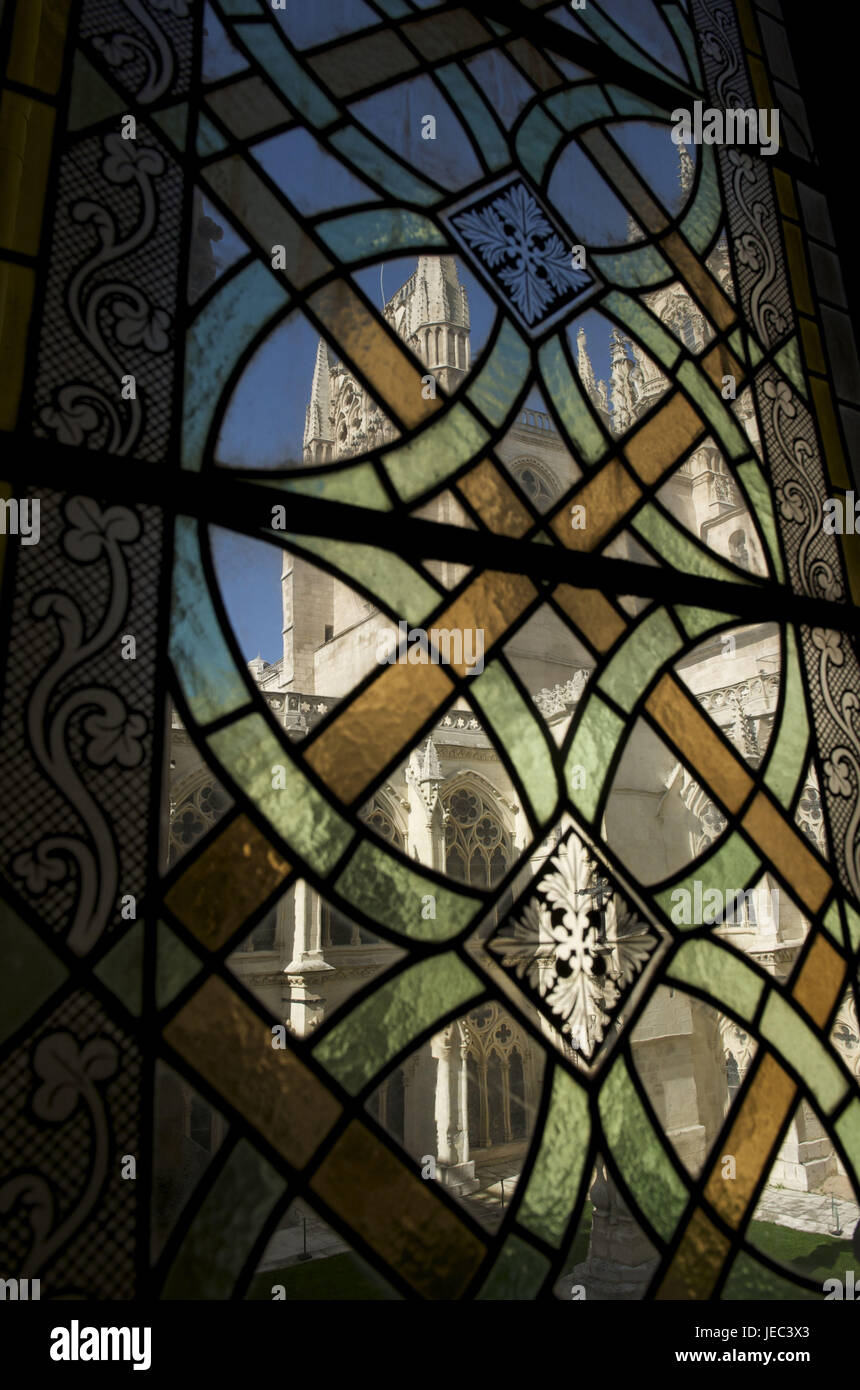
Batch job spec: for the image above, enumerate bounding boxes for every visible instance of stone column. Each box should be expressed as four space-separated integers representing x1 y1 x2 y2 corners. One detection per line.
403 1043 438 1165
283 880 332 1037
432 1022 479 1194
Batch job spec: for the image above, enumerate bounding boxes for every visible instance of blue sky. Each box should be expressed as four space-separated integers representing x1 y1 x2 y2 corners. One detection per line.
203 4 697 666
215 256 496 471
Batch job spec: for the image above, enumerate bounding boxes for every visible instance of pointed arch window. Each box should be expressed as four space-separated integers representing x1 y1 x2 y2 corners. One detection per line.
443 784 511 888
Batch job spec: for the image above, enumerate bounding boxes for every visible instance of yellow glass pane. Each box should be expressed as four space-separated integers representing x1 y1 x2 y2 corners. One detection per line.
165 814 290 951
164 977 341 1167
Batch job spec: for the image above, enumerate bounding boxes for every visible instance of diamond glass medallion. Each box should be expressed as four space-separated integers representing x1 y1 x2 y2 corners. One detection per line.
485 823 667 1069
443 176 600 332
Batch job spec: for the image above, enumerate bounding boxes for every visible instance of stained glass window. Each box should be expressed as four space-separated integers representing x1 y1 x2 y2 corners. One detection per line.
2 0 860 1339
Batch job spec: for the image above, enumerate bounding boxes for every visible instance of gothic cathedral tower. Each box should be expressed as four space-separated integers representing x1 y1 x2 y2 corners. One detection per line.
279 257 471 693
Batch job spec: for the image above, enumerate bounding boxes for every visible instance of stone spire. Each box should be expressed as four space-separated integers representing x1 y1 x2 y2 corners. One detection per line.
609 328 637 434
625 210 643 243
303 338 334 463
406 735 444 814
405 735 446 870
412 255 469 333
575 325 611 431
384 256 470 393
576 325 597 400
629 336 668 408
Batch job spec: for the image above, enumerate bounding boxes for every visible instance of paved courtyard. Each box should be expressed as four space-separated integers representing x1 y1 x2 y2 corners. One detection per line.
752 1186 859 1238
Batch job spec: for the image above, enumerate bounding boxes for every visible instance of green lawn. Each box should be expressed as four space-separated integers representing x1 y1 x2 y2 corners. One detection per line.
245 1207 856 1301
246 1251 399 1300
722 1219 859 1300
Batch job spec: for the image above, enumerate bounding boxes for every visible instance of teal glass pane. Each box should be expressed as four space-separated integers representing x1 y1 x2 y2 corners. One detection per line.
477 1235 551 1300
182 262 289 472
162 1141 286 1299
335 840 481 942
470 663 558 824
170 519 251 724
667 939 764 1022
598 1056 688 1242
597 607 683 713
208 715 355 872
566 695 625 821
518 1066 590 1246
312 956 483 1092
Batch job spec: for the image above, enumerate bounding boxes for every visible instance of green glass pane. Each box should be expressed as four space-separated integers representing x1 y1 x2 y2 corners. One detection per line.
746 331 764 367
674 605 740 638
0 898 68 1045
845 902 860 951
592 244 671 288
197 111 228 155
235 23 338 126
312 955 483 1092
680 146 721 253
606 86 668 120
156 921 203 1011
383 403 489 501
578 7 690 87
760 993 848 1114
774 338 807 399
763 627 808 806
162 1140 286 1299
546 85 613 129
518 1065 589 1246
331 127 438 205
665 5 702 84
633 504 754 583
822 899 843 945
604 290 681 369
597 607 683 713
67 50 127 132
256 461 391 510
208 714 355 873
737 461 785 580
565 694 624 821
538 336 606 465
515 108 562 182
182 260 288 472
335 839 481 942
152 101 190 151
470 663 558 824
170 519 251 725
477 1235 550 1300
281 534 441 625
93 922 144 1016
467 319 530 427
729 327 746 363
437 64 509 171
666 939 764 1022
598 1055 688 1242
677 361 749 460
317 209 446 261
656 833 762 928
722 1250 819 1302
